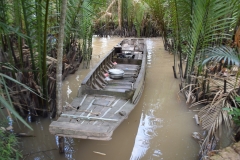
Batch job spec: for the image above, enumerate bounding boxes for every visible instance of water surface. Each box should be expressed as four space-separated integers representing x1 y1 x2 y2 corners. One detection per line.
18 37 200 160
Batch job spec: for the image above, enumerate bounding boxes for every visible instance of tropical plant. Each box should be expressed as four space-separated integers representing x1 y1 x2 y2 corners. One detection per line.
20 0 50 108
225 107 240 126
132 1 146 37
203 46 240 67
0 121 22 160
143 0 167 44
189 0 238 76
0 72 34 130
167 0 240 158
197 89 234 157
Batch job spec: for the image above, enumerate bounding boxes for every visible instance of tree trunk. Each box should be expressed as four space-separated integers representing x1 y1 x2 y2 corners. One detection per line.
56 0 68 153
42 0 50 114
96 0 116 23
118 0 122 30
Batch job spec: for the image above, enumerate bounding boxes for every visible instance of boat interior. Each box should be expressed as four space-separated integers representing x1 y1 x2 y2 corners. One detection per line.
80 39 146 98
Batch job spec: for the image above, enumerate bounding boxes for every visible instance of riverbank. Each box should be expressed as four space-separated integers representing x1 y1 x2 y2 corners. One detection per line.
207 141 240 160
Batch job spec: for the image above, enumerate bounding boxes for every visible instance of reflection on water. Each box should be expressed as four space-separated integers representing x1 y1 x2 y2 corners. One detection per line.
64 138 75 159
66 85 72 99
17 37 199 160
130 111 164 160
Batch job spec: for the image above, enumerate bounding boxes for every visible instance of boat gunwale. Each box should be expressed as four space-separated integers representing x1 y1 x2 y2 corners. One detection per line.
81 47 116 85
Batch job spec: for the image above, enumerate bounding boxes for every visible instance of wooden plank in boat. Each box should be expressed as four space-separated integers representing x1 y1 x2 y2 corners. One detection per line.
49 121 112 138
105 82 132 87
71 95 95 110
100 100 135 128
122 45 134 51
55 132 113 140
114 58 142 65
57 117 71 122
124 70 138 75
115 67 139 72
88 106 109 125
107 81 133 85
110 77 135 83
99 100 132 129
103 88 129 92
100 99 128 118
93 99 111 106
70 95 116 125
70 98 82 107
61 110 76 116
72 106 99 124
115 64 140 69
89 99 127 126
104 85 132 90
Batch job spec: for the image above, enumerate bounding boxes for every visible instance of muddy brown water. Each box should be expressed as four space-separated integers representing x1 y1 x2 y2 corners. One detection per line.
17 37 200 160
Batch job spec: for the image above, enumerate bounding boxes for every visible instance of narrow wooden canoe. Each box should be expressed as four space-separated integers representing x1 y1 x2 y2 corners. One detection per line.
49 38 147 140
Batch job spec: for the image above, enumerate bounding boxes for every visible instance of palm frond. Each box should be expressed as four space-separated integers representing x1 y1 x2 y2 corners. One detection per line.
133 1 146 37
0 75 33 130
202 46 240 66
186 0 238 76
197 89 234 157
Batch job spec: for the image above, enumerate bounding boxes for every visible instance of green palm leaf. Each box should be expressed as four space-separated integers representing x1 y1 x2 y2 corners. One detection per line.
186 0 238 76
202 46 240 66
0 96 32 130
0 74 34 130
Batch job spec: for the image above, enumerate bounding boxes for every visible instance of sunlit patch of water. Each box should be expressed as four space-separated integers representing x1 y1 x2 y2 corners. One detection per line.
153 149 162 157
67 85 72 99
130 111 164 160
64 138 75 159
76 75 79 81
100 36 111 49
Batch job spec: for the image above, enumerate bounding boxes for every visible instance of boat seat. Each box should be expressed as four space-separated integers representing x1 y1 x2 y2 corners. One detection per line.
103 88 130 92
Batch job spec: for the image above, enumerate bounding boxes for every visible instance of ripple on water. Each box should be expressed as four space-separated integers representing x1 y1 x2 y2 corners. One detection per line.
153 149 162 157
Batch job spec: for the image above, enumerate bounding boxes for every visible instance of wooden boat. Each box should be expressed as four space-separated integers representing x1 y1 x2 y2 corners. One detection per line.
49 38 147 140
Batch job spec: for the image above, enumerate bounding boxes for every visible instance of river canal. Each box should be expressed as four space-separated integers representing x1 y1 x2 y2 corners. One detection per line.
19 37 200 160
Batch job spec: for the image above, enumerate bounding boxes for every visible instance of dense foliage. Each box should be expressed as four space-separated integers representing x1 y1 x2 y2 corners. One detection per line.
0 121 21 160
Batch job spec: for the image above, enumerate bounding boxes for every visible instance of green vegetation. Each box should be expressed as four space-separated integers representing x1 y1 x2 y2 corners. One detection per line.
0 121 22 160
160 0 240 158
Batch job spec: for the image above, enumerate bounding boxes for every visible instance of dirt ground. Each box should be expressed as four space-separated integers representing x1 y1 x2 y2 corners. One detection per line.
207 141 240 160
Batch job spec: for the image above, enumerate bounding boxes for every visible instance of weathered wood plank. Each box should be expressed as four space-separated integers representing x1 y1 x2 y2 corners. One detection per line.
57 117 72 122
103 88 129 92
115 64 140 69
61 114 118 121
49 121 113 138
56 133 112 140
104 85 132 90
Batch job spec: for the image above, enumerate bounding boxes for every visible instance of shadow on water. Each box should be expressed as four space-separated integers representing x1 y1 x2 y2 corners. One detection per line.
16 37 200 160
